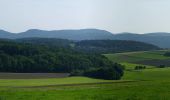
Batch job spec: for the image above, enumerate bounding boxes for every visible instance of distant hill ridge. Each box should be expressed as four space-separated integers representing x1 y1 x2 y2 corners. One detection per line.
0 29 113 40
0 29 170 48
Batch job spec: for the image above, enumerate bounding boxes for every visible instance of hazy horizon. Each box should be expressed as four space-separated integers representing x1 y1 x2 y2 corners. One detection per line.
1 0 170 34
1 28 170 34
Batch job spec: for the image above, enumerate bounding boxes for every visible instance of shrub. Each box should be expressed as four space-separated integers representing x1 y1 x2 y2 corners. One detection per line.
158 65 166 68
135 66 146 70
84 67 123 80
164 52 170 57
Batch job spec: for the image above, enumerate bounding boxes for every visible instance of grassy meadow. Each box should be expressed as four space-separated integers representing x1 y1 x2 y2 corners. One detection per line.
0 68 170 100
0 50 170 100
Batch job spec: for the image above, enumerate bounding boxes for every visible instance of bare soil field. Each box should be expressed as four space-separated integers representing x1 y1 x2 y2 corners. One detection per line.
135 59 170 67
0 73 70 79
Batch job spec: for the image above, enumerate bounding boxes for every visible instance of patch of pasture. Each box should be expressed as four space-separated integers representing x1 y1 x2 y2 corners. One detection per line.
123 67 170 81
104 53 149 63
0 77 119 87
0 76 170 100
121 62 155 70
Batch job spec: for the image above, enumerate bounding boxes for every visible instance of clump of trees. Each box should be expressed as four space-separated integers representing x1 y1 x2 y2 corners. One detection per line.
84 64 124 80
134 66 146 70
0 40 124 80
71 63 124 80
164 52 170 57
158 65 166 68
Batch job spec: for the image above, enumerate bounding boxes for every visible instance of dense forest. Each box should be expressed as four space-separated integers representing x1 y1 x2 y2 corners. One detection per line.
0 39 124 80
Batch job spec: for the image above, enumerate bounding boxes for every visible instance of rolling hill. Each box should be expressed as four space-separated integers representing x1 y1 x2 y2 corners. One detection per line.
0 29 170 48
112 32 170 48
15 38 160 54
74 40 160 54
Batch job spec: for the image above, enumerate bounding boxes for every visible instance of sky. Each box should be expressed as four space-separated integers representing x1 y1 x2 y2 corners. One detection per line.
0 0 170 34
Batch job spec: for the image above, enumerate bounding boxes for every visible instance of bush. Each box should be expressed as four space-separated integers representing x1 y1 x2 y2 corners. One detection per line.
158 65 166 68
84 67 123 80
135 66 146 70
164 52 170 57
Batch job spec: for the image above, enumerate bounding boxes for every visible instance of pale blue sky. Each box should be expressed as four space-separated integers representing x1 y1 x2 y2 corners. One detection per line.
0 0 170 33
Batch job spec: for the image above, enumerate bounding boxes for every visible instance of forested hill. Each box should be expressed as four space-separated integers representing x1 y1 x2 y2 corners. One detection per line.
0 39 97 73
16 38 161 54
75 40 160 54
0 39 124 80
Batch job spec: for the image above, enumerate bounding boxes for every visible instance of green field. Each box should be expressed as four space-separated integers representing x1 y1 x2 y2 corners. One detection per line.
1 68 170 100
104 50 170 67
1 50 170 100
0 76 134 100
0 77 119 87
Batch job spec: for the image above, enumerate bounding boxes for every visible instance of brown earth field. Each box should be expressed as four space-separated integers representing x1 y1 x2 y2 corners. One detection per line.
135 59 170 67
0 73 70 79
